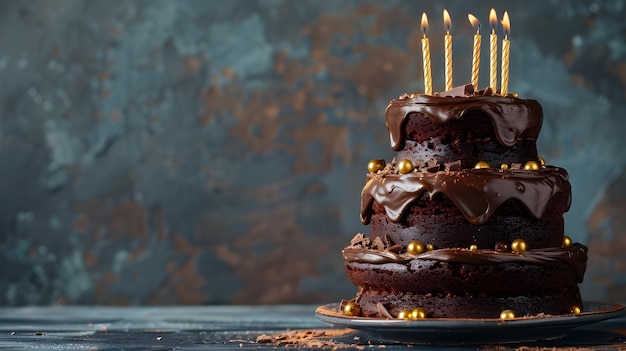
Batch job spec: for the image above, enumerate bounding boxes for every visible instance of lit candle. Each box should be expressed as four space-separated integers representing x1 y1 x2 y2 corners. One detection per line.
443 9 453 91
421 13 432 95
489 8 498 91
468 14 481 91
501 11 510 96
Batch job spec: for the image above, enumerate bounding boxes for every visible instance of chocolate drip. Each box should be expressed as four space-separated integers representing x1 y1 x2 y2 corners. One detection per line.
385 94 543 151
343 244 588 282
360 167 571 225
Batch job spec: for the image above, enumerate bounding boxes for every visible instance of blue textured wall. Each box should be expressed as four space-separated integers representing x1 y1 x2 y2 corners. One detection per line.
1 0 625 306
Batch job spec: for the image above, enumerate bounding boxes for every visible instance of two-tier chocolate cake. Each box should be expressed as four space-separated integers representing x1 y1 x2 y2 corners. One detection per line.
340 84 588 319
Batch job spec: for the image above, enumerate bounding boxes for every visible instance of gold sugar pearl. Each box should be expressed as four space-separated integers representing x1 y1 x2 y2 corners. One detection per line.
343 301 361 317
500 163 509 170
406 241 425 255
500 309 516 320
474 161 490 169
538 156 546 166
469 244 478 251
409 308 427 319
563 236 572 248
426 243 435 251
367 159 386 173
397 159 414 174
570 305 582 314
523 161 540 171
511 238 527 253
397 309 412 319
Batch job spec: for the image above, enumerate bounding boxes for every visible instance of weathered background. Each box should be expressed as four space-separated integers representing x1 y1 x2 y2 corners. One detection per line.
1 0 625 306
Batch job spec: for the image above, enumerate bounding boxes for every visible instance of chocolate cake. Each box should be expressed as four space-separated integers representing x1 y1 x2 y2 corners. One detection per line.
341 84 588 319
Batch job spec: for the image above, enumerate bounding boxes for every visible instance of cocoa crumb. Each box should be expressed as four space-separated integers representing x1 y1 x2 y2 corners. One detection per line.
255 329 355 348
255 334 275 343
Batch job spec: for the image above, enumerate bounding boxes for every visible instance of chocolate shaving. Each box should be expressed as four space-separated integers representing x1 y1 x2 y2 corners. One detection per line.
350 233 369 248
415 161 427 172
511 163 522 170
371 236 385 250
376 303 393 319
383 234 395 248
385 244 404 253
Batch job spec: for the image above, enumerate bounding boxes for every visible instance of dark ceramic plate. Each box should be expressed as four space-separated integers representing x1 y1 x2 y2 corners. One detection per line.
315 301 625 345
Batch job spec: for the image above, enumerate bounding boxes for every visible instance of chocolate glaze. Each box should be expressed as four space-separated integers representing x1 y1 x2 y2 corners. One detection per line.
343 244 588 282
385 94 543 151
360 167 571 225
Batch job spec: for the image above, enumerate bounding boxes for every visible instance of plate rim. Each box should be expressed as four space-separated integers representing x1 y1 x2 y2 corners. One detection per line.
315 301 626 344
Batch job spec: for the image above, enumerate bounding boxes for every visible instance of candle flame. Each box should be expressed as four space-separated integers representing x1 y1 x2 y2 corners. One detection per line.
421 12 429 35
443 9 451 32
468 14 480 32
489 8 497 32
502 11 510 36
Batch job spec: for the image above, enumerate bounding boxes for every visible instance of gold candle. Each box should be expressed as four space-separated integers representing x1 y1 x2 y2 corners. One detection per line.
489 8 498 91
443 9 453 91
421 13 432 95
501 11 510 96
468 14 481 91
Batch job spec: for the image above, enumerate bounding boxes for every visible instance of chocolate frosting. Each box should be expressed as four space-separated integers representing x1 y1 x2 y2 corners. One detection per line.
343 244 588 282
360 167 571 225
385 94 543 151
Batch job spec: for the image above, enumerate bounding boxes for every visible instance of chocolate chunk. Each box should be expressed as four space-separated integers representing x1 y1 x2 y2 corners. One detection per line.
477 87 495 96
426 165 439 172
444 160 462 172
425 158 440 172
438 83 474 97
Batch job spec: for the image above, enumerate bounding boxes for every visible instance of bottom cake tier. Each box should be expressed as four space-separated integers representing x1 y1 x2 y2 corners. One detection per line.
342 244 588 319
353 286 583 319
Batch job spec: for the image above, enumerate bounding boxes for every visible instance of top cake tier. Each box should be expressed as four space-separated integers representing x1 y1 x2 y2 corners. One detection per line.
385 85 543 169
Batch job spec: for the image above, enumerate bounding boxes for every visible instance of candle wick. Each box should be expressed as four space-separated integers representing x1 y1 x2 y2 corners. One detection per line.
476 24 481 34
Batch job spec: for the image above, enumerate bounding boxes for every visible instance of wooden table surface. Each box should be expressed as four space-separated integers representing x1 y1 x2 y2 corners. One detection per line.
1 304 626 350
